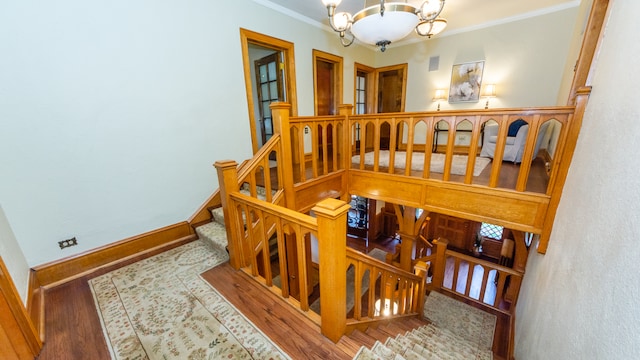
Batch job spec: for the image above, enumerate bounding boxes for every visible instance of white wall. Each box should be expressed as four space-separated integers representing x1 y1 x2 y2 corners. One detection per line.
0 0 581 270
0 0 371 267
516 1 640 358
0 205 30 304
376 7 579 111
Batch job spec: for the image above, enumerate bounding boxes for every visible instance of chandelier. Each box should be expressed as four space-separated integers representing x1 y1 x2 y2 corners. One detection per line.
321 0 447 52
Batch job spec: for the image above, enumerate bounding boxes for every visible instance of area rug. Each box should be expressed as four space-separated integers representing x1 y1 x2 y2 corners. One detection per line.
423 291 497 350
352 151 491 176
310 248 388 314
89 240 290 360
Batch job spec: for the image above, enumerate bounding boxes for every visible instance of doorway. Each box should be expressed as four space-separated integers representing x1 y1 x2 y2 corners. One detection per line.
254 52 284 146
240 28 297 154
312 49 343 116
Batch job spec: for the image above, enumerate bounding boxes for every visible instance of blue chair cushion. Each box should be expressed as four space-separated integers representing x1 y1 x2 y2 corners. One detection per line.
508 119 527 137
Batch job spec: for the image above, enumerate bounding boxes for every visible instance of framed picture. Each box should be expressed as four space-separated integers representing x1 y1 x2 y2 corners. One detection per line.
448 61 485 103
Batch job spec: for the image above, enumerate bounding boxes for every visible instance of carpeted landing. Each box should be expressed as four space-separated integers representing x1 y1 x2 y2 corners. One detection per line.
90 206 496 359
353 290 496 359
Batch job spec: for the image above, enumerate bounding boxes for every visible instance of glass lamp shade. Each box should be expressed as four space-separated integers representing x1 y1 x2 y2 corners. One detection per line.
332 12 351 32
429 18 447 36
483 84 497 97
417 17 447 37
420 0 443 20
433 89 446 101
351 3 420 46
322 0 342 7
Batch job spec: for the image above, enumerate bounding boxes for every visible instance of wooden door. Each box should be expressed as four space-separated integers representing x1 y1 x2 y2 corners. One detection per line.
377 68 405 113
429 214 475 251
375 64 407 149
254 52 284 146
315 59 335 116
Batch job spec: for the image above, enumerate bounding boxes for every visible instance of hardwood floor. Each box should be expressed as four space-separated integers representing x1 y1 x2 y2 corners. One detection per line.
36 234 511 360
37 237 195 360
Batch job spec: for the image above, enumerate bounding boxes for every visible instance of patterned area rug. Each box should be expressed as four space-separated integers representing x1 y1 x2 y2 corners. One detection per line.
89 240 290 359
423 291 497 351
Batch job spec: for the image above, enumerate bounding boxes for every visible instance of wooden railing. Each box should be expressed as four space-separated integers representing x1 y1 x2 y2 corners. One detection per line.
430 238 523 314
235 134 285 204
272 103 582 237
216 147 428 342
345 248 428 332
212 97 587 342
284 107 575 195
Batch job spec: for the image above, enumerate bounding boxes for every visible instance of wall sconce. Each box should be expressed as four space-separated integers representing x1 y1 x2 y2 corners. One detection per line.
482 84 496 109
432 89 446 111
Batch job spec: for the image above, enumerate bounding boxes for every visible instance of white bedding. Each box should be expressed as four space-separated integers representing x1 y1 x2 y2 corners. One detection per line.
351 150 491 176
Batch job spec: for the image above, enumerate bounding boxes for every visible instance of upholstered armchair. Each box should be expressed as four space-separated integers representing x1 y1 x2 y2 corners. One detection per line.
480 121 550 163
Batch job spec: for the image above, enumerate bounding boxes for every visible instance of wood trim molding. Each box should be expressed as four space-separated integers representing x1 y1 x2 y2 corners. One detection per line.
27 270 44 342
0 257 42 358
32 222 195 288
240 28 298 154
567 0 609 105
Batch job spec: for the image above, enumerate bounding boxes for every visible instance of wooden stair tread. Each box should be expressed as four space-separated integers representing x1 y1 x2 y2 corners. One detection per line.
348 329 377 349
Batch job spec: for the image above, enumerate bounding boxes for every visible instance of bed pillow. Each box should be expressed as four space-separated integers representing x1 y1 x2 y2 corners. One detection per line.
508 119 527 137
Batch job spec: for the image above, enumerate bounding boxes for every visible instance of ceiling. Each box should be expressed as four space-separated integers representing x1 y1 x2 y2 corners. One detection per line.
261 0 579 37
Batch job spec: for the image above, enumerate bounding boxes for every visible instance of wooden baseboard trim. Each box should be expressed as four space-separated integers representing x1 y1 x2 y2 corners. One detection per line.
32 222 195 288
0 257 43 357
27 269 44 342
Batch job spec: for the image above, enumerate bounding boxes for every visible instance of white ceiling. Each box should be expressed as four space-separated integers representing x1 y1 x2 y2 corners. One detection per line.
259 0 580 36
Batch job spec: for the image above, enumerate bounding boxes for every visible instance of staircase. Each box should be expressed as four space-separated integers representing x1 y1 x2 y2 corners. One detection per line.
352 321 493 360
194 203 496 360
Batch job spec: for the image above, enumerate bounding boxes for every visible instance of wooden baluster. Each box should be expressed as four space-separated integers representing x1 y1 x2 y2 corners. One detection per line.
367 268 379 319
311 123 319 178
479 267 490 304
515 114 540 191
488 114 510 187
464 262 475 296
465 116 482 184
275 219 290 299
339 104 352 173
351 260 362 321
313 198 351 343
452 258 461 292
443 117 456 181
297 125 306 182
321 122 329 175
405 117 415 177
423 116 435 179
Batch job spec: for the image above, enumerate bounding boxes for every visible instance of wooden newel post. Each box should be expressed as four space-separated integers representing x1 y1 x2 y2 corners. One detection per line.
413 261 429 314
431 238 448 290
214 160 243 270
313 198 351 343
270 102 296 210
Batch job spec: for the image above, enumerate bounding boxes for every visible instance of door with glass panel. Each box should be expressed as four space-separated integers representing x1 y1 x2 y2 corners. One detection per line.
254 52 284 146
